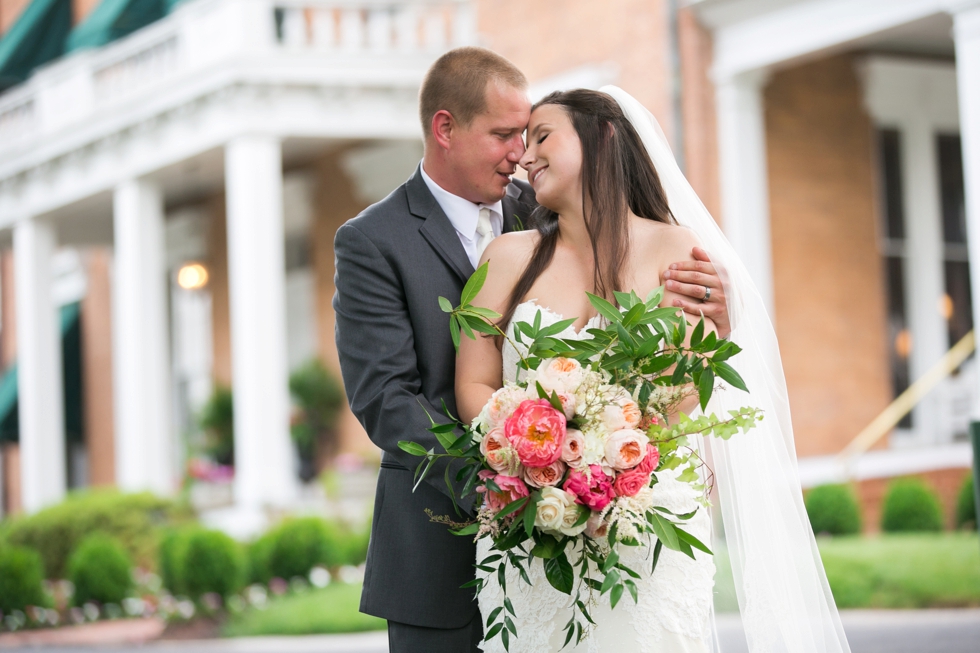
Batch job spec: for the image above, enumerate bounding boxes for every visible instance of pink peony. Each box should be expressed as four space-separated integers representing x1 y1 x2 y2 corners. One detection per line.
613 468 651 497
561 429 585 466
481 427 522 476
478 472 530 515
524 460 567 488
604 429 648 470
563 464 615 512
505 399 567 468
636 443 660 475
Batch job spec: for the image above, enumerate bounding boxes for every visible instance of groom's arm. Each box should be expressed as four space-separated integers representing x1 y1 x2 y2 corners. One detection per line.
333 222 475 514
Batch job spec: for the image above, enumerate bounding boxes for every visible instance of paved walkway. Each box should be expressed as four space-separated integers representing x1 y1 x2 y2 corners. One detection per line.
2 610 979 652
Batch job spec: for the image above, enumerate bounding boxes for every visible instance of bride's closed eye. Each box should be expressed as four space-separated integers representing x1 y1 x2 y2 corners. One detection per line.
537 134 548 144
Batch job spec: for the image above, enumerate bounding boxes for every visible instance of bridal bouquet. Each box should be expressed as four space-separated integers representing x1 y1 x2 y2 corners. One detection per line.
399 263 762 649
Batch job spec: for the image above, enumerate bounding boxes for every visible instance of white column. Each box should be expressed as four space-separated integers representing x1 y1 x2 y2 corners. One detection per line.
954 5 980 420
899 119 948 442
225 136 296 512
112 179 174 494
14 219 66 512
716 70 775 317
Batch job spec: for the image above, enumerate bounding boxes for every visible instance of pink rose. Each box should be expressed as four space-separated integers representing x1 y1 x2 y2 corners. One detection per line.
636 443 660 475
478 472 530 515
505 399 567 468
557 392 577 420
563 464 615 512
561 429 585 466
613 468 651 497
524 460 566 488
480 427 522 476
618 398 642 429
585 512 609 539
604 429 648 470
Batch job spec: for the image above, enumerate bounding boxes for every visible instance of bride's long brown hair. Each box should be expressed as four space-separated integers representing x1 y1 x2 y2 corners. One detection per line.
499 89 676 331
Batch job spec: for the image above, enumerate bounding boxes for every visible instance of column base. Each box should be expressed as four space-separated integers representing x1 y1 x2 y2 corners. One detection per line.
197 502 271 540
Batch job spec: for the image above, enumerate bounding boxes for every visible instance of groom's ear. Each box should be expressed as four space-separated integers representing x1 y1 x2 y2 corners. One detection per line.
431 109 456 151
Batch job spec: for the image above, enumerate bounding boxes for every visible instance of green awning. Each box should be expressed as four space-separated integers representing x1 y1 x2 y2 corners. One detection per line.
0 302 83 443
0 0 72 92
66 0 178 53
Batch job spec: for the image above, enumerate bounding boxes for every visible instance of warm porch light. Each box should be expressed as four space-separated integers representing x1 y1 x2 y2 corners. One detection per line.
177 263 209 290
894 329 913 359
939 293 954 320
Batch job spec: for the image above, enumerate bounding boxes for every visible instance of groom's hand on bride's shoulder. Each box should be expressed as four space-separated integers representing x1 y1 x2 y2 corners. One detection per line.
662 247 731 339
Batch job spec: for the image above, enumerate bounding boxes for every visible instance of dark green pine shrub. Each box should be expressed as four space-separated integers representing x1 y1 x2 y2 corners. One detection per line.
181 529 245 600
69 533 134 606
881 478 944 533
955 474 976 530
0 545 48 612
805 484 862 535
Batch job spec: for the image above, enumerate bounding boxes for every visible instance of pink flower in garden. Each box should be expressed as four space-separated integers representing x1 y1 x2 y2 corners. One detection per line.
478 472 530 515
523 460 567 488
613 468 651 497
563 464 615 512
636 443 660 475
505 399 567 468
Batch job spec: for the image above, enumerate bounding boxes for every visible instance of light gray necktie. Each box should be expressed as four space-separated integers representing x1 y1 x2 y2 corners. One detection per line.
475 207 495 261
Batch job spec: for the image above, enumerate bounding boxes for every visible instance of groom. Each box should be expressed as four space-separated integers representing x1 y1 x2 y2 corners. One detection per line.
333 47 731 653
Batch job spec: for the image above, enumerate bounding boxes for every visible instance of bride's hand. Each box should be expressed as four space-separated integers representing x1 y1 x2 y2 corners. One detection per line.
661 246 731 339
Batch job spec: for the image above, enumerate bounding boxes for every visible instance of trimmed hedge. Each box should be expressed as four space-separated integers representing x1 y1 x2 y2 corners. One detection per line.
181 529 245 600
69 533 133 606
956 474 976 530
2 490 193 579
0 545 48 612
246 528 278 586
805 484 862 536
881 479 944 533
248 517 370 584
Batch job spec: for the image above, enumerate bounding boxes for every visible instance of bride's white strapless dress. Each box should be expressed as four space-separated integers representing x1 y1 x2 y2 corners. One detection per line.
477 301 715 653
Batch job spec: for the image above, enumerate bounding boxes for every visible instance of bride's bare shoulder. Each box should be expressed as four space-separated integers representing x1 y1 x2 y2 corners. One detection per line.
632 219 701 262
480 230 539 276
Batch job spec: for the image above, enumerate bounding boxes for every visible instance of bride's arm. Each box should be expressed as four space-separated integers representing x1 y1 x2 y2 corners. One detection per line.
456 234 533 424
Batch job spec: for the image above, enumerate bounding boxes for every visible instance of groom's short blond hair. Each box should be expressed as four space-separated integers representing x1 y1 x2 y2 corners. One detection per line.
419 47 527 139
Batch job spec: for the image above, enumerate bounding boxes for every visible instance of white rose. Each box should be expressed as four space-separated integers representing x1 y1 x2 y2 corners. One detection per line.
533 357 584 395
535 487 573 532
600 404 629 432
558 504 589 537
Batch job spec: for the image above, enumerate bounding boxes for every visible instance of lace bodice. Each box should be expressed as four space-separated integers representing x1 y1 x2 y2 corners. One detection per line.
478 302 715 653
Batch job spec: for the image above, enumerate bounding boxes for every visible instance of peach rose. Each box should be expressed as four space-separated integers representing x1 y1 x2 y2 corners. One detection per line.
618 398 642 429
604 429 648 470
585 512 609 539
561 429 585 466
485 384 533 429
524 460 566 488
534 357 584 395
480 427 522 476
557 391 577 420
600 404 629 432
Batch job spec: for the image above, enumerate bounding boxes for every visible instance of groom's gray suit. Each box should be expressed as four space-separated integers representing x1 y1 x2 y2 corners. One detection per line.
333 165 536 649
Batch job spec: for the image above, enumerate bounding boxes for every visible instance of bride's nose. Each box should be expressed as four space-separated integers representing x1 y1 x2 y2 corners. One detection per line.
519 147 534 171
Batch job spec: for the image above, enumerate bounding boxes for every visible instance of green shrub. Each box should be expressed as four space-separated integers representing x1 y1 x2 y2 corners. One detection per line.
340 523 370 567
289 360 345 475
182 529 245 600
69 534 133 606
246 529 278 585
200 387 234 465
158 525 205 595
3 489 193 579
0 545 48 612
805 484 862 535
881 478 944 533
268 517 333 580
956 474 976 530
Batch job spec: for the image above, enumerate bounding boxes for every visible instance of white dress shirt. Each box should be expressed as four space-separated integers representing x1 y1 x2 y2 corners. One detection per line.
420 163 503 268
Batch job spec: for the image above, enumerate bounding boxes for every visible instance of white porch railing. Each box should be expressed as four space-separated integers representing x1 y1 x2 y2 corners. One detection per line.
0 0 473 161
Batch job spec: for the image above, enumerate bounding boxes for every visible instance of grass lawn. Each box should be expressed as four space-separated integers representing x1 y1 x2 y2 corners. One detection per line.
818 532 980 609
221 582 385 637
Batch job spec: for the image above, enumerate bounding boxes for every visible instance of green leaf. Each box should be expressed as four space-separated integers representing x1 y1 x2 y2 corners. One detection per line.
698 365 715 411
544 554 574 594
467 306 503 320
610 582 625 609
523 492 541 537
485 622 504 641
624 578 638 604
648 512 680 551
439 296 454 313
621 302 645 328
690 318 704 349
449 315 461 351
486 606 503 626
530 533 563 559
462 262 490 306
493 496 529 522
540 317 578 336
600 568 621 595
451 523 480 536
713 360 748 392
463 314 499 335
397 441 428 457
504 597 516 617
644 286 665 308
650 539 663 574
614 290 636 309
674 526 713 554
587 292 623 323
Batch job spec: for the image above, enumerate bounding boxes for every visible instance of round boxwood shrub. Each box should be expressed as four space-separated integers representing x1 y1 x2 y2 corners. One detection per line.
246 529 278 586
268 517 334 580
69 533 134 606
881 478 944 533
955 474 976 530
805 484 862 535
181 529 245 600
0 545 48 612
158 526 203 596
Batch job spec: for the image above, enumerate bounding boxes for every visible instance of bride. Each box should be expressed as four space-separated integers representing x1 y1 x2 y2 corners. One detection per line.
455 87 852 653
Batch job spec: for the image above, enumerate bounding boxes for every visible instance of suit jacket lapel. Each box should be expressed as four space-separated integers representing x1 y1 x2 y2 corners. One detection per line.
408 166 475 282
502 181 537 234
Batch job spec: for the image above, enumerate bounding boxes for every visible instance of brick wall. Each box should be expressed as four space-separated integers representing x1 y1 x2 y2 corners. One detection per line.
764 54 893 457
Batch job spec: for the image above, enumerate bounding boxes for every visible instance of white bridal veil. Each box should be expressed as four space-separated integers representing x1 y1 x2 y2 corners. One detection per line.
601 85 852 653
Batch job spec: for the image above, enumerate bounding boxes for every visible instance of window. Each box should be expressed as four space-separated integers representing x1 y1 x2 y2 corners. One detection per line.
936 134 973 352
